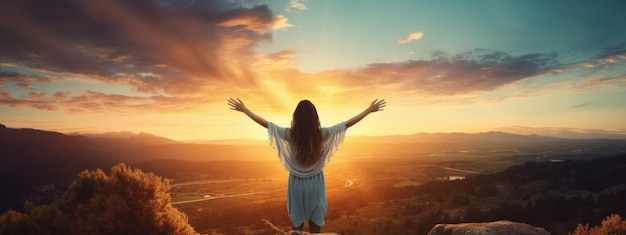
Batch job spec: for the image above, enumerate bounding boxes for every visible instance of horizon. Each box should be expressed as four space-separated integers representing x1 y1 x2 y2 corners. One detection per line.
1 0 625 140
3 122 626 142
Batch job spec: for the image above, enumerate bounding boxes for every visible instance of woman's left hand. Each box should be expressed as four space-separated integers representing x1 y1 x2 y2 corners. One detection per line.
228 98 247 112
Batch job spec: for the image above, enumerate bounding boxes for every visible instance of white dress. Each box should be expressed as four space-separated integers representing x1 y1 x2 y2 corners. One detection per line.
267 121 347 227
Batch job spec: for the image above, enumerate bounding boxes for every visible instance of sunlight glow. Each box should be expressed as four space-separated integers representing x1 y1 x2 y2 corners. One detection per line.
0 1 625 140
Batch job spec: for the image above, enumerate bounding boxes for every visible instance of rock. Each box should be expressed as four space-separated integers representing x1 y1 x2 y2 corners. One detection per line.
427 220 551 235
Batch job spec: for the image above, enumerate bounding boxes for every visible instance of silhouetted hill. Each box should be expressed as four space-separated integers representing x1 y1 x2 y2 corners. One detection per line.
6 127 276 212
493 126 626 140
0 126 276 211
0 127 114 212
78 131 177 144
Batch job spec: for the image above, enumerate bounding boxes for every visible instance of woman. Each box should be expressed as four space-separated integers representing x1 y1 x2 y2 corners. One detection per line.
228 98 386 234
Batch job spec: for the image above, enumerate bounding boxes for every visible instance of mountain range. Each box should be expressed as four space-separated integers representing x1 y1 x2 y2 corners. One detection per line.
1 123 626 212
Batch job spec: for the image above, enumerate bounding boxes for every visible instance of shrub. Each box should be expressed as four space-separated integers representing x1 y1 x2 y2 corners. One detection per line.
571 214 626 235
0 163 196 235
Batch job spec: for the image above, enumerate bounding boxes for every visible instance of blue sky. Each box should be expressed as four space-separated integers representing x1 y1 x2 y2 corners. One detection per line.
260 0 626 71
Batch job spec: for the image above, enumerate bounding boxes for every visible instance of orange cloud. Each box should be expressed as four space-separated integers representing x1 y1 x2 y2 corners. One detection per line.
0 0 278 96
0 91 12 100
23 92 47 100
271 15 295 31
0 46 565 113
0 69 50 89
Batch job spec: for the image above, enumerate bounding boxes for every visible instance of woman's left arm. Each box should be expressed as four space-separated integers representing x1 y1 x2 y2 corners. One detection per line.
228 98 268 128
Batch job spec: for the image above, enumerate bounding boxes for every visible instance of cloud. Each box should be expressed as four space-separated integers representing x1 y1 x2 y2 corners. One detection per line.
583 62 597 68
0 68 50 89
551 49 626 92
343 49 559 96
0 47 566 112
235 49 564 109
4 44 625 114
0 91 58 111
597 48 626 64
0 89 224 113
398 31 424 44
0 0 291 113
0 91 12 100
254 50 298 69
10 1 557 113
2 0 624 115
271 15 294 31
568 102 592 109
23 92 47 101
286 0 308 12
0 0 279 96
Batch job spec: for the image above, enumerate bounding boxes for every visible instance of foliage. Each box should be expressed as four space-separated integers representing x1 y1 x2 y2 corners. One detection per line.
0 163 196 235
407 154 626 234
571 214 626 235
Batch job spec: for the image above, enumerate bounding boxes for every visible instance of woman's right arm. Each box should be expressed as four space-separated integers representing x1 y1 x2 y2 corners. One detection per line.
228 98 268 128
345 99 386 128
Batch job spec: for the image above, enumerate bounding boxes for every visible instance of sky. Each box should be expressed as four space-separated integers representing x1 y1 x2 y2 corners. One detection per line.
1 0 625 141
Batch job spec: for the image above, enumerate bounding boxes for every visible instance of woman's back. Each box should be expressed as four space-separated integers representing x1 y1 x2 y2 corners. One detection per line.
268 121 346 178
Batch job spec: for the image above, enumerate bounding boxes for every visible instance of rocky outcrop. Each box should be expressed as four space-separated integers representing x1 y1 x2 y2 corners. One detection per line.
427 220 551 235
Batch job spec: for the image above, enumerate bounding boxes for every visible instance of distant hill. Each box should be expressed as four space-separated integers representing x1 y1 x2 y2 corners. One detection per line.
184 138 268 145
73 131 177 144
0 127 112 212
0 126 275 211
2 124 626 213
491 126 626 140
348 131 566 144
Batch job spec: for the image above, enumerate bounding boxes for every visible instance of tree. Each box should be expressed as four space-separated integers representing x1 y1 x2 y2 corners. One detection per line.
0 163 196 235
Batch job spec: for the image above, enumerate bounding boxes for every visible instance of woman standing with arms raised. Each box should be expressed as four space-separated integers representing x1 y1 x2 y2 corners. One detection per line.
228 98 386 234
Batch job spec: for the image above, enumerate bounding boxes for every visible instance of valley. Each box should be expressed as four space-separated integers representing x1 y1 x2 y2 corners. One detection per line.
2 126 625 234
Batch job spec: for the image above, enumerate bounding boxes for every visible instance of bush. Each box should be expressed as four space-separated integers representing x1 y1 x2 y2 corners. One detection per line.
0 163 196 235
571 214 626 235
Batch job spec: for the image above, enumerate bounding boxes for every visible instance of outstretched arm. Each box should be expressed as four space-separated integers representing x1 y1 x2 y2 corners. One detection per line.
228 98 268 128
346 99 386 128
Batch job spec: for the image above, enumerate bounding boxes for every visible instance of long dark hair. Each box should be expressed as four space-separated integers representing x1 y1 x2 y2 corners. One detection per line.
291 100 323 167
